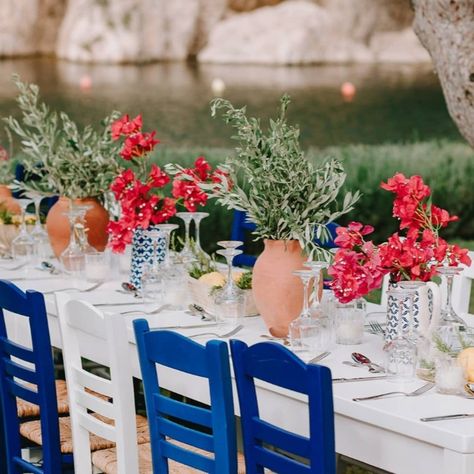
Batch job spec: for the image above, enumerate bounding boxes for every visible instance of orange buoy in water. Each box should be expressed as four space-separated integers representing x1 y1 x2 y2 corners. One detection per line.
79 75 92 91
341 82 356 102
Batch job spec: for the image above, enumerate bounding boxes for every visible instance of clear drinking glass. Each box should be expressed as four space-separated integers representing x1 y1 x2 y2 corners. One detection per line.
84 251 109 283
188 211 210 260
384 286 417 382
176 212 195 262
214 246 245 323
11 198 35 272
289 269 316 352
141 228 166 303
60 204 86 277
435 354 466 395
27 192 51 262
335 303 364 345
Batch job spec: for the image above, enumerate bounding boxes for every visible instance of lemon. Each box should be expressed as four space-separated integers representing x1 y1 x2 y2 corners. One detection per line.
457 347 474 382
232 271 244 283
198 272 226 287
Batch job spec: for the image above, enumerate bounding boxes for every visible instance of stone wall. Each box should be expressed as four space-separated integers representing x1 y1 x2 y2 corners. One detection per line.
0 0 430 64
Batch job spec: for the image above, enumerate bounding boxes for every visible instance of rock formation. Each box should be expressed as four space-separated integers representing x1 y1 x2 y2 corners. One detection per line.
0 0 431 65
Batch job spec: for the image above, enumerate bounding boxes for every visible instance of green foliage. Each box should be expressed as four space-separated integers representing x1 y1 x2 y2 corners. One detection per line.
3 76 122 200
208 95 360 261
150 140 474 256
236 271 252 290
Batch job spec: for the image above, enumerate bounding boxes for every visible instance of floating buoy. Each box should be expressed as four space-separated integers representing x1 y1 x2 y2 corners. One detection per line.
341 81 356 102
79 75 92 91
211 78 226 96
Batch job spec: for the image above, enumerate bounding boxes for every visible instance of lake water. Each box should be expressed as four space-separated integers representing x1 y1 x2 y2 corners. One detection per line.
0 57 461 149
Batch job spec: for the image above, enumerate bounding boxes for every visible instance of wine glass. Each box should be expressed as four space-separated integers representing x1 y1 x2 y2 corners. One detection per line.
11 198 35 272
73 204 95 254
188 212 210 260
27 192 51 262
384 286 416 382
303 260 328 318
176 212 195 262
289 269 317 352
60 204 87 277
214 243 245 323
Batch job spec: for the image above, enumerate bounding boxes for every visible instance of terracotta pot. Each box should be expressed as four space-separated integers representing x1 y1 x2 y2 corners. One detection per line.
0 185 20 214
46 197 109 258
252 239 307 337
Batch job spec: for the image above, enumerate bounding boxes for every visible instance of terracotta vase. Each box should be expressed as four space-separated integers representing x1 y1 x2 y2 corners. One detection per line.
46 197 109 258
0 185 20 214
252 239 307 337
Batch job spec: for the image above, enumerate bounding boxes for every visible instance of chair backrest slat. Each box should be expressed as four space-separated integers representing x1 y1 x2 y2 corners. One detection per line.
4 358 38 385
71 365 113 398
253 419 310 459
0 337 36 363
160 441 214 473
159 417 214 452
231 340 336 474
6 379 39 404
133 321 238 474
154 393 213 428
56 295 139 474
0 280 62 473
76 412 116 441
75 388 115 419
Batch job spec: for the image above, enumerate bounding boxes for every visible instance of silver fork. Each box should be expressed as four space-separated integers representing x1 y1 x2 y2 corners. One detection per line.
120 304 170 315
368 321 385 335
188 324 244 339
353 382 434 402
44 281 104 294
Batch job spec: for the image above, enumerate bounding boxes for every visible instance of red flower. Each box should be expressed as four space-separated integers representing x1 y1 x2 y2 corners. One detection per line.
120 132 159 160
194 156 211 180
110 169 136 199
334 221 374 249
431 205 458 228
150 197 177 224
148 164 170 188
111 114 142 140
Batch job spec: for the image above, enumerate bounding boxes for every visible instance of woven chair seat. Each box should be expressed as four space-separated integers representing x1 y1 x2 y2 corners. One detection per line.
20 414 150 454
92 439 246 474
17 379 69 418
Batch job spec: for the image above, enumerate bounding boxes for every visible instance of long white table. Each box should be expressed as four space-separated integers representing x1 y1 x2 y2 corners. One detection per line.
3 269 474 474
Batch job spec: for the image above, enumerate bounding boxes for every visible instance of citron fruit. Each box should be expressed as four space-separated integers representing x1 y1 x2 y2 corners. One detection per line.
457 347 474 382
198 272 226 287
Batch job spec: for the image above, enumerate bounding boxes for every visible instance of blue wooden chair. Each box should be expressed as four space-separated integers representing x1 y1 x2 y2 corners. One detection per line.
231 210 339 267
133 319 243 473
230 340 336 474
0 280 73 473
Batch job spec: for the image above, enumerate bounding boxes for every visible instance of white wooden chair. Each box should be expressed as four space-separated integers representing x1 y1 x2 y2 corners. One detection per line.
55 294 148 474
451 250 474 322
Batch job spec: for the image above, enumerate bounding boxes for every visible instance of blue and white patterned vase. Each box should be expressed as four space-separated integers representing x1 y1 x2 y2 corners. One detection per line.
385 281 441 342
129 226 166 289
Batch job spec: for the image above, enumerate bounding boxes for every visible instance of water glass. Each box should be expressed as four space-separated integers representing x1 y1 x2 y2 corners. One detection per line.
385 337 416 382
299 319 331 355
335 305 364 345
161 264 190 310
435 355 466 395
141 264 163 303
85 251 109 282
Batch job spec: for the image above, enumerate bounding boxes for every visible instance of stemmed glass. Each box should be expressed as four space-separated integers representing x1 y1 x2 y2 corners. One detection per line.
156 223 179 270
11 198 35 271
289 269 319 353
176 212 195 261
304 261 328 318
189 212 210 260
60 204 87 277
28 192 51 262
214 240 245 322
384 286 416 382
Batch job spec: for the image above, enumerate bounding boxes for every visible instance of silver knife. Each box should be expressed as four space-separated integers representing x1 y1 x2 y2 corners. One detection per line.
420 414 474 422
94 301 146 306
157 323 220 330
309 351 330 364
333 376 388 383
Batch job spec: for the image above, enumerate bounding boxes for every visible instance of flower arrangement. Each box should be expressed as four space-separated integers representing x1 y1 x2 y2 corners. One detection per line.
4 76 121 199
329 173 471 303
107 114 226 252
204 95 359 260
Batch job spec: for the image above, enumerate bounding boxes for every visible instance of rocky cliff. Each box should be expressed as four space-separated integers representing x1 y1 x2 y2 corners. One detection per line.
0 0 430 64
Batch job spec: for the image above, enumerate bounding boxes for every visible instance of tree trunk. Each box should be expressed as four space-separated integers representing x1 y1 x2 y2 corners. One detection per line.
413 0 474 148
